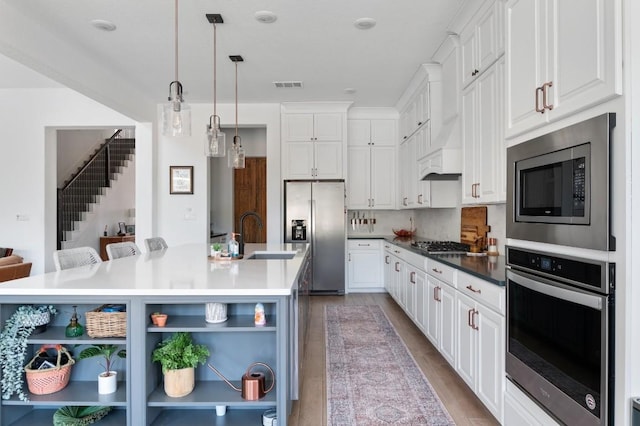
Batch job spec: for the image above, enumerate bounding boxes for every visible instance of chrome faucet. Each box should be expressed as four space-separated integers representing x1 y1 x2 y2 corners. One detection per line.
239 211 264 255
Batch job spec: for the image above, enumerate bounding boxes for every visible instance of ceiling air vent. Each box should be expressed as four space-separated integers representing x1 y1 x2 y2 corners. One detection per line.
273 81 303 88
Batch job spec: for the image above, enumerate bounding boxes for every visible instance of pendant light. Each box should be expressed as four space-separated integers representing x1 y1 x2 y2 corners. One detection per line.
228 55 245 169
162 0 191 137
204 14 226 157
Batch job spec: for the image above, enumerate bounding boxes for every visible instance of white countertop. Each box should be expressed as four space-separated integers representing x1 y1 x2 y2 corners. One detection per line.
0 243 309 297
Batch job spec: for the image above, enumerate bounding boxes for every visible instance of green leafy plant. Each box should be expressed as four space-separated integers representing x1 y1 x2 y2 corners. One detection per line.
53 405 112 426
212 243 223 251
0 305 57 401
78 344 126 377
151 332 209 374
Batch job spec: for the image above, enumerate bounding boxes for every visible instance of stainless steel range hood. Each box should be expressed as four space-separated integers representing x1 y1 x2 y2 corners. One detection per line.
419 117 462 180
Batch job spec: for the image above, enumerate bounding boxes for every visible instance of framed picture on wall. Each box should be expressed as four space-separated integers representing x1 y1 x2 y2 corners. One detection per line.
169 166 194 194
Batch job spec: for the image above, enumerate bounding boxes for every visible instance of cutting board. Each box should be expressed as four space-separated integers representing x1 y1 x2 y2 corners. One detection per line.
460 207 490 248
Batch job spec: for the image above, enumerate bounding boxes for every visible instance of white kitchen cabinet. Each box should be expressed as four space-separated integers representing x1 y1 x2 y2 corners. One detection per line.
455 271 505 423
398 136 417 209
505 0 621 138
347 119 396 209
347 239 384 292
425 260 456 368
461 56 505 204
282 113 344 179
460 0 504 88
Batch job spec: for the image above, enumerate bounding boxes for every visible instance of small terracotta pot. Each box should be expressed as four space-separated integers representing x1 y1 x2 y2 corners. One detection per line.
155 314 168 327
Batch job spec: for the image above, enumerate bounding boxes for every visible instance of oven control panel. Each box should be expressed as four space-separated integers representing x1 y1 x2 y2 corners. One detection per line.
506 246 607 292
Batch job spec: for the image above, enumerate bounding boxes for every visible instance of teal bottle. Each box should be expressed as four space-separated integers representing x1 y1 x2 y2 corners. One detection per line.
65 305 84 337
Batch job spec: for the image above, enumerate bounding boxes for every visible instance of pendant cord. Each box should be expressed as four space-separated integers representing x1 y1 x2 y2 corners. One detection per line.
235 61 238 140
213 22 217 119
174 0 179 82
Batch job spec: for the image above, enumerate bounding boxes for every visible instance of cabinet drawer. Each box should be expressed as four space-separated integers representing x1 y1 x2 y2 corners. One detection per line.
425 259 456 286
457 271 505 315
348 239 382 250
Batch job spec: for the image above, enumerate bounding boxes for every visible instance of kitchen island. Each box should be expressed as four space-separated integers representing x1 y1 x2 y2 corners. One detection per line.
0 243 310 426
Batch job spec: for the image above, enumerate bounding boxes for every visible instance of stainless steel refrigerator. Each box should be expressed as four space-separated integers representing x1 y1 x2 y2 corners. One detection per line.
284 180 345 294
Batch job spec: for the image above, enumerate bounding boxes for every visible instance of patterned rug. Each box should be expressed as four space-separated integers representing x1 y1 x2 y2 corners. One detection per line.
325 305 456 426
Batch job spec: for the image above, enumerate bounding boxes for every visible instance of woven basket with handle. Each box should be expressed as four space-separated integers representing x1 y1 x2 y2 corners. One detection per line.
85 305 127 338
24 344 75 395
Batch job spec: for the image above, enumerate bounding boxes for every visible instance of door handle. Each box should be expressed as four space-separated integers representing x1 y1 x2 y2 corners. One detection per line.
385 255 389 264
471 309 479 330
395 262 400 272
542 81 554 111
468 308 474 328
466 284 482 294
410 271 416 284
535 86 544 113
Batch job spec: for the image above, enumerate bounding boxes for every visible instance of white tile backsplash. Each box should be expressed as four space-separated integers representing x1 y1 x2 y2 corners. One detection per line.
348 204 507 254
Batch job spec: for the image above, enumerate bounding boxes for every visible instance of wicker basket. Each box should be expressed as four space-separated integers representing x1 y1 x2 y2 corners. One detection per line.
24 345 75 395
85 305 127 338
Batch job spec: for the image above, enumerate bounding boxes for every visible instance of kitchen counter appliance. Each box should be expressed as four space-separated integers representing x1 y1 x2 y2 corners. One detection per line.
411 240 471 254
506 246 614 426
284 181 345 294
506 113 616 251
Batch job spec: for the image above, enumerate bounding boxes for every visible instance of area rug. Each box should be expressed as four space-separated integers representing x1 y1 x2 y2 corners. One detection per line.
325 305 456 426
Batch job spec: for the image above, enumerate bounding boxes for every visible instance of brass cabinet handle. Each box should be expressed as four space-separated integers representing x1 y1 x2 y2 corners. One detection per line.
535 86 544 113
466 284 482 294
542 81 554 111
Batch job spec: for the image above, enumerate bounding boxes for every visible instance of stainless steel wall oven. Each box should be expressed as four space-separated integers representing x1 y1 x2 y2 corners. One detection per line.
506 113 616 251
506 246 615 426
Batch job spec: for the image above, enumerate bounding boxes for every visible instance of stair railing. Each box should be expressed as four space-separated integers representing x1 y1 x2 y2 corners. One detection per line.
57 129 126 249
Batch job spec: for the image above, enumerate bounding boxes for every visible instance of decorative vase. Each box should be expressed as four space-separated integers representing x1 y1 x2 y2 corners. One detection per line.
98 371 118 394
164 367 195 397
205 303 227 323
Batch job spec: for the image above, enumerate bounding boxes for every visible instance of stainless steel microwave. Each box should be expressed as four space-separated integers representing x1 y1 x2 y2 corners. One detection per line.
506 113 616 251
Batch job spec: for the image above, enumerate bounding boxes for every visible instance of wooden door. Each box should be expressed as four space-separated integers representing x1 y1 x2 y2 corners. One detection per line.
233 157 267 244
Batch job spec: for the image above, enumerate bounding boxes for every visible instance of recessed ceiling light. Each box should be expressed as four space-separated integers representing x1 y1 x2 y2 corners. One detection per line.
255 11 277 24
90 19 117 32
354 17 376 30
344 88 357 94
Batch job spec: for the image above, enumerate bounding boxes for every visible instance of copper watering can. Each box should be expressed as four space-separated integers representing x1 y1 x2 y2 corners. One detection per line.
207 361 275 401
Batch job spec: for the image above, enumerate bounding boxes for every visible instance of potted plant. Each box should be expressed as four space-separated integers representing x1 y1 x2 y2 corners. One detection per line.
78 344 126 394
0 305 57 401
151 332 209 397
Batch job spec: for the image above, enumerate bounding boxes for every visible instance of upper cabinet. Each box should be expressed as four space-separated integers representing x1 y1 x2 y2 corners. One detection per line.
347 119 397 210
460 0 505 88
462 57 505 204
282 104 350 179
505 0 622 138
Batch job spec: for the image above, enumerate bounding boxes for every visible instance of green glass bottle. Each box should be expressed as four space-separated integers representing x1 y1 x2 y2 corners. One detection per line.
65 305 84 337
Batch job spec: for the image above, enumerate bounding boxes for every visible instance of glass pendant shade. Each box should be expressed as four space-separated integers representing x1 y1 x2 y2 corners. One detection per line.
163 81 191 137
205 115 226 157
228 136 245 169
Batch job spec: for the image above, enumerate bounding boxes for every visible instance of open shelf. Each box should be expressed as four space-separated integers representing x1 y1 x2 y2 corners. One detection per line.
2 381 127 406
149 408 270 426
146 315 276 332
8 408 126 426
27 326 127 345
147 381 276 407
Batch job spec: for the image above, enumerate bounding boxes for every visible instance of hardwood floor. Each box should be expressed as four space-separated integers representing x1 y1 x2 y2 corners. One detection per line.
288 293 500 426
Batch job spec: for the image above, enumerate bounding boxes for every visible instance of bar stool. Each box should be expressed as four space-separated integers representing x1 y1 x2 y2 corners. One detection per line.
53 247 102 271
106 241 141 260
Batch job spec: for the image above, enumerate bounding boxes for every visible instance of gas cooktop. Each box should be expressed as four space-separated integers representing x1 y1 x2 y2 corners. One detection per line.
411 240 471 255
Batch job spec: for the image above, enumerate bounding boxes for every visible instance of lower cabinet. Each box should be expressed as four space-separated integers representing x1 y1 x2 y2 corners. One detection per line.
383 247 506 423
347 240 384 292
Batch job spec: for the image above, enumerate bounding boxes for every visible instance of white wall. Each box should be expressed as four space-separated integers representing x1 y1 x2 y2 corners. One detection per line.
155 103 281 247
0 87 141 274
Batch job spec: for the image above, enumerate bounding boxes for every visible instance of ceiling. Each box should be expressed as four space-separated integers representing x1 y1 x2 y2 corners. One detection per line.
0 0 475 121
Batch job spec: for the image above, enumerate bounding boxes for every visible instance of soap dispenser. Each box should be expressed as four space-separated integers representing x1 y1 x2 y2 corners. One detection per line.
65 305 84 337
228 233 240 258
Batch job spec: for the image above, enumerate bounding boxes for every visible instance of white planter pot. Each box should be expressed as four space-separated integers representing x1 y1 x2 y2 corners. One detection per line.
98 371 118 394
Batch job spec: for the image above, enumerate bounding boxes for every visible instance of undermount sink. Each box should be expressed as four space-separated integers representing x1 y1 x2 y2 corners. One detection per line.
246 251 296 260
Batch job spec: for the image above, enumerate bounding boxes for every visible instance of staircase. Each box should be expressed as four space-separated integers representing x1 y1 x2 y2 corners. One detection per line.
57 130 135 249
